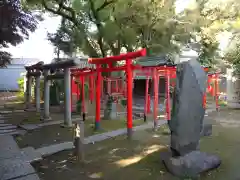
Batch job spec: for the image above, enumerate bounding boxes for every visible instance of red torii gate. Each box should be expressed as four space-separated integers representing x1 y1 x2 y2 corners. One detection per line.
88 49 147 138
70 51 220 138
71 68 96 115
135 65 220 124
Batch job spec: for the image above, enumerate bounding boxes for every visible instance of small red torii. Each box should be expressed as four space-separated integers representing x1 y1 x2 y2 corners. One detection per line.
88 49 147 138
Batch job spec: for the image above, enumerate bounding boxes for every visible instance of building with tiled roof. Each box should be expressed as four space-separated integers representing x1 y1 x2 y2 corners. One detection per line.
0 58 41 91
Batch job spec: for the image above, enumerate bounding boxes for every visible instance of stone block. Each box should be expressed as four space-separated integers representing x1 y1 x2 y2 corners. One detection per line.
162 150 221 178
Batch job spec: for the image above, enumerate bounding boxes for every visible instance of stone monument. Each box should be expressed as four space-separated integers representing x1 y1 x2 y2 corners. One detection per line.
162 59 221 178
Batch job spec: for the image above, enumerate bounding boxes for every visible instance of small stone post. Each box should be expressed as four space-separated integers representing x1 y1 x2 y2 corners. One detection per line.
43 70 51 120
73 121 85 162
35 74 41 112
64 68 72 127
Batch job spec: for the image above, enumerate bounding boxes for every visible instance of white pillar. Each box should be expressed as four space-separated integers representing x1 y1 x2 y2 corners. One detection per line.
226 68 240 108
64 68 72 127
35 75 41 112
43 70 51 120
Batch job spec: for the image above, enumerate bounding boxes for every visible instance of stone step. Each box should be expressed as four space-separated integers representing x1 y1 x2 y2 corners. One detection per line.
0 130 26 136
0 129 16 134
0 120 5 123
0 125 17 130
0 123 13 127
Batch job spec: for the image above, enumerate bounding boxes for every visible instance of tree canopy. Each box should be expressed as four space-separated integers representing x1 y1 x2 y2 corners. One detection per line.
22 0 240 68
0 0 38 67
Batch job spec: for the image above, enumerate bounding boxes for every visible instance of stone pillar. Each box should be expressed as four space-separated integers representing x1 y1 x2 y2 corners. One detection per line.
35 74 41 112
43 70 51 120
64 68 72 127
226 68 240 108
25 73 32 109
23 73 27 93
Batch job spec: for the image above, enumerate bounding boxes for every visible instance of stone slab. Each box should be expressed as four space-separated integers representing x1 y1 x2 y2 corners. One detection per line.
21 147 42 163
0 135 20 160
36 142 74 157
162 150 221 178
0 159 36 180
14 110 25 113
85 134 111 144
15 173 40 180
19 124 40 131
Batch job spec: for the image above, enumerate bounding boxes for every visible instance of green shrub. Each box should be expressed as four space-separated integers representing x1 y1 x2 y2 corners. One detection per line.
17 77 25 99
17 77 45 101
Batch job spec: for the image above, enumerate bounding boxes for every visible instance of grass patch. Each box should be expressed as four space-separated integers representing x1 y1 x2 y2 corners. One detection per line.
32 110 240 180
15 119 146 149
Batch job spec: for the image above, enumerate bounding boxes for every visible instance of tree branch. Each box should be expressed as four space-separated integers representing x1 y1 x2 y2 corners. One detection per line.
41 0 75 23
42 0 100 57
96 0 116 12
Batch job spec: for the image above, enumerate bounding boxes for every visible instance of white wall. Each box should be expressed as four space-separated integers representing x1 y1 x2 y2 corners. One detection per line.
0 65 26 91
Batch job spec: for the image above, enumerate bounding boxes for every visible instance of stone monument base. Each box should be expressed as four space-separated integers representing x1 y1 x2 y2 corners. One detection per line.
161 150 221 178
201 124 213 137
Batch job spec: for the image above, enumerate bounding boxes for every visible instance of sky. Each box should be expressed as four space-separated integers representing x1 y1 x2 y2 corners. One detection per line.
6 0 196 63
7 14 61 63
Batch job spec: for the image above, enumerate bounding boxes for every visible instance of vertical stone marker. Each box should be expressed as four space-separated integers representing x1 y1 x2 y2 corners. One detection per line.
162 58 221 178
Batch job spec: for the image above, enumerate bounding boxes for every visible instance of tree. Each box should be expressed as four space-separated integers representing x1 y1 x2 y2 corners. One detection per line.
176 0 240 67
0 0 38 67
23 0 197 58
224 38 240 74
